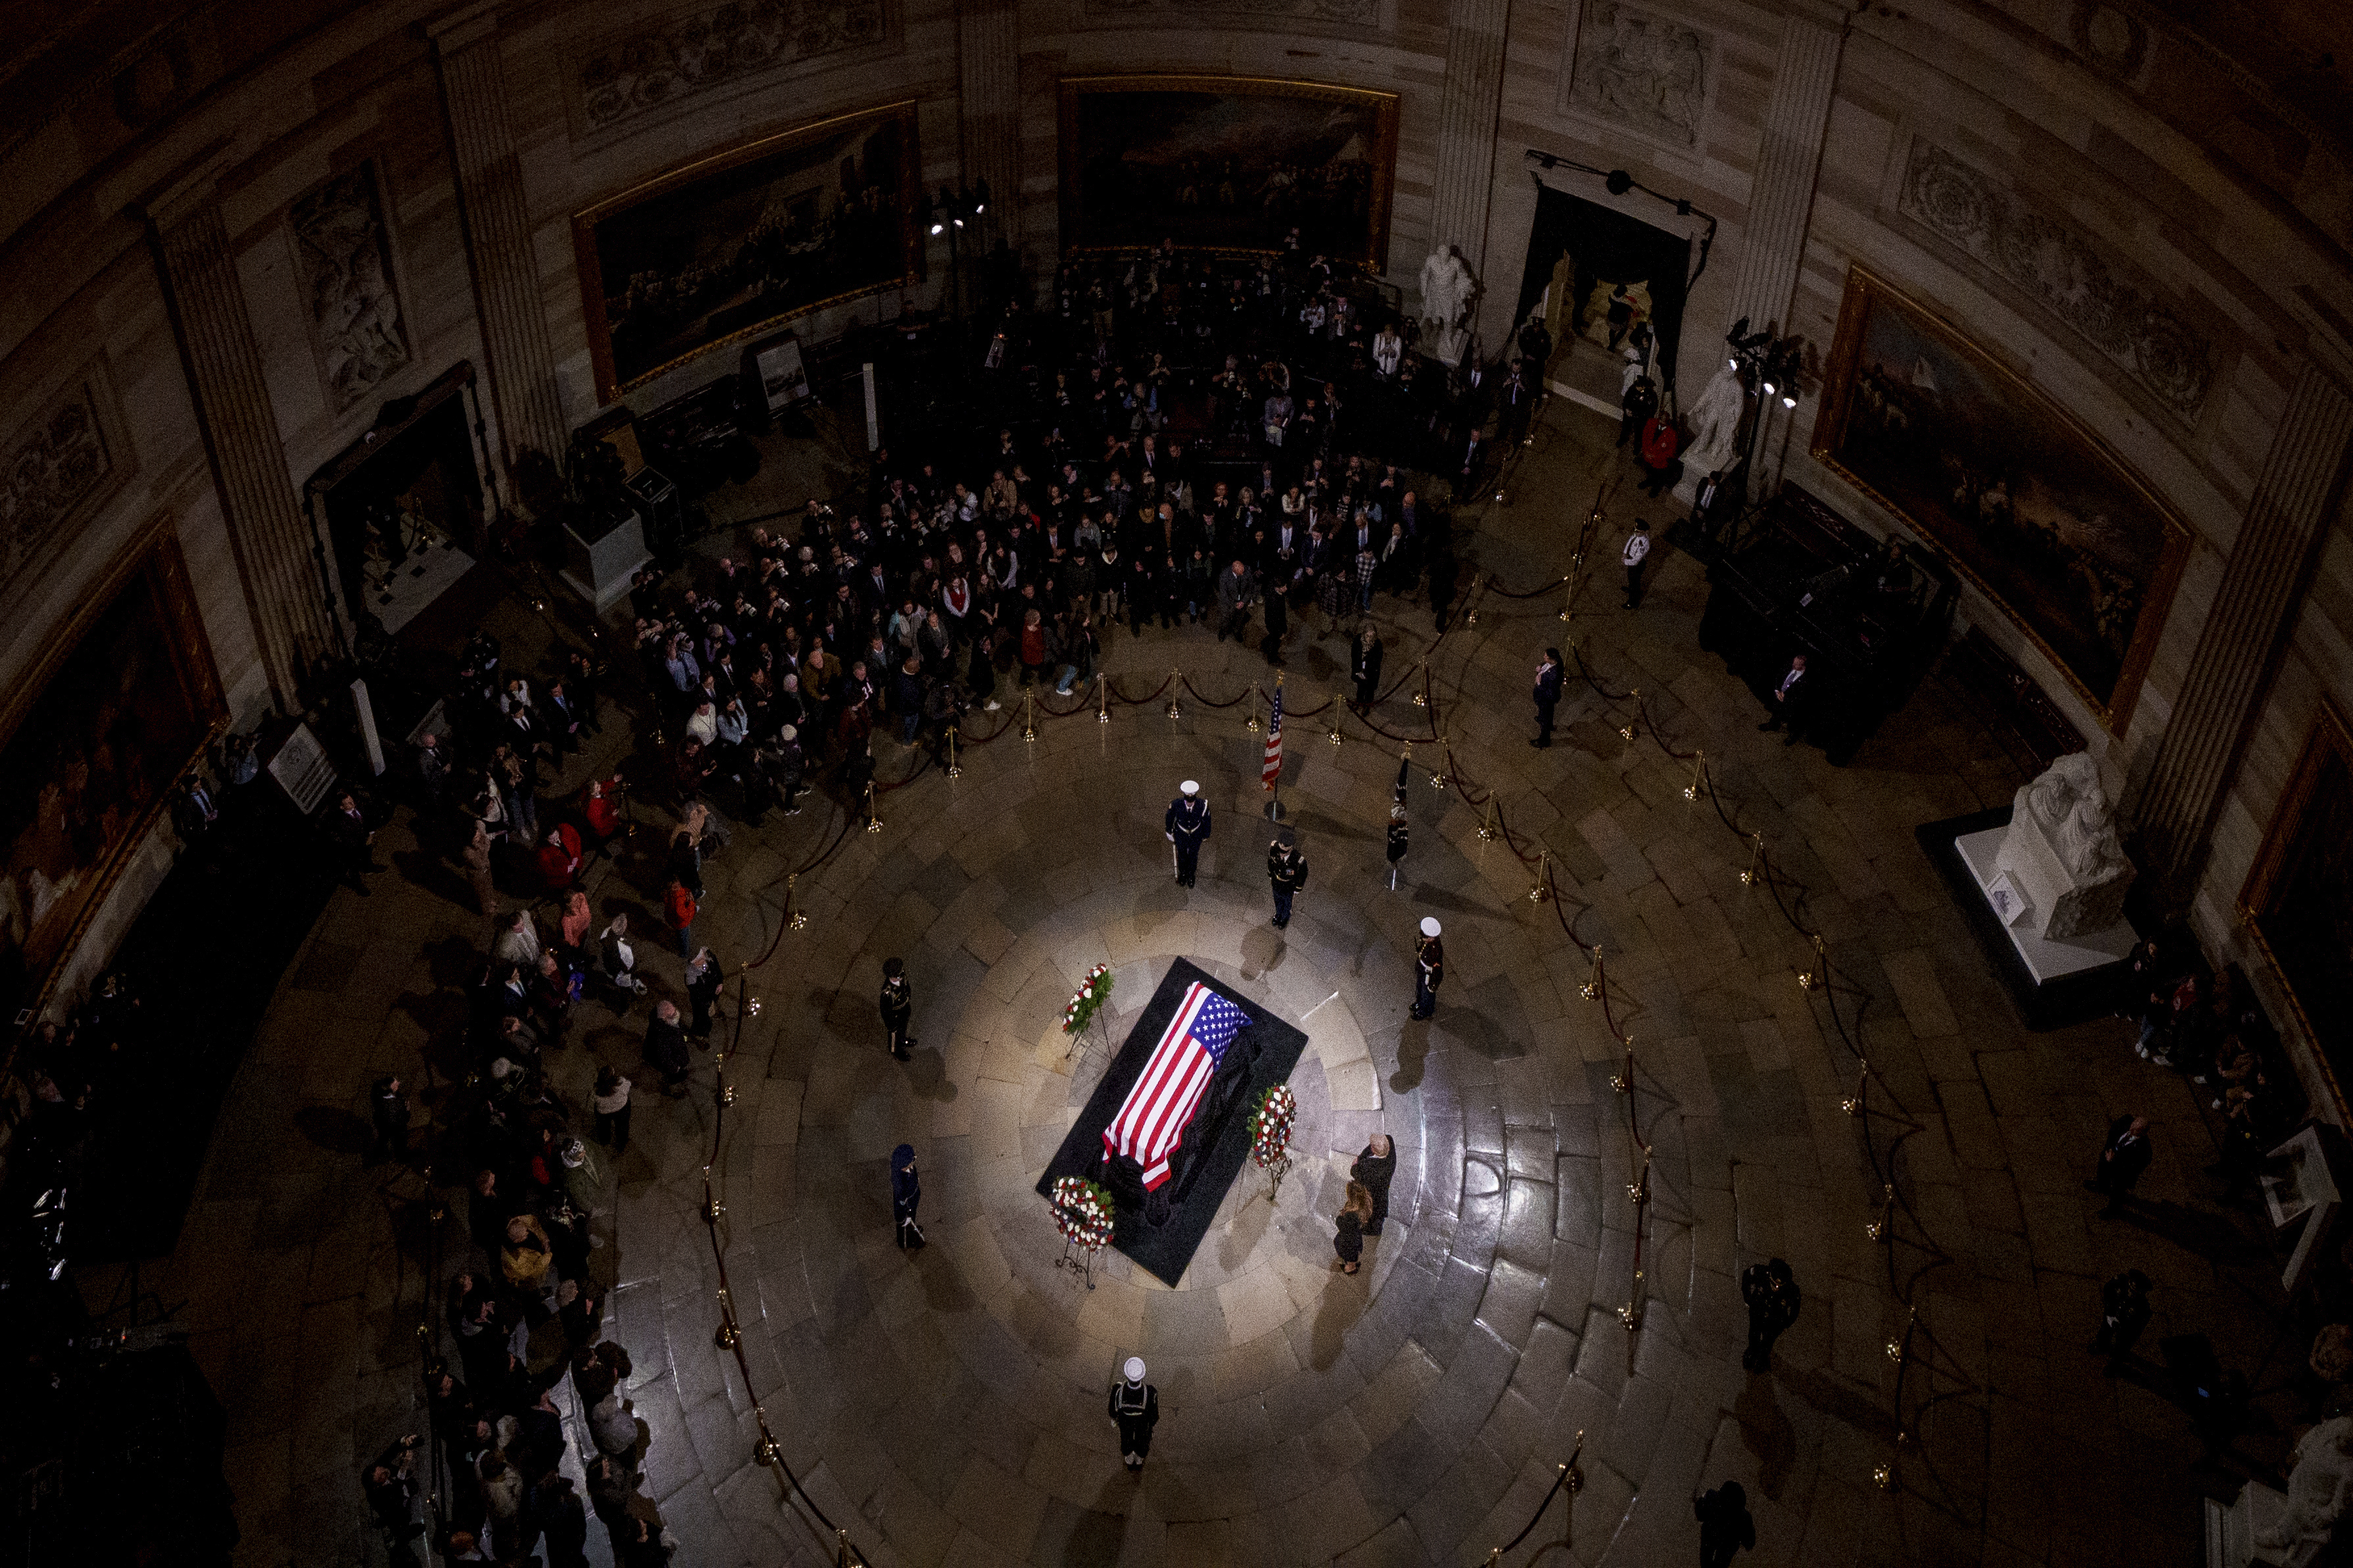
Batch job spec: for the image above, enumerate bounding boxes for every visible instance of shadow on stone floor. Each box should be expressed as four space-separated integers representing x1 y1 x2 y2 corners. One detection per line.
293 1105 371 1156
2105 1197 2271 1267
1733 1373 1799 1501
1307 1266 1371 1371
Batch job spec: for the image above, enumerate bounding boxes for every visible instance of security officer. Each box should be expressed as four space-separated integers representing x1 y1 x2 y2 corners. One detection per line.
1109 1356 1160 1473
1267 833 1308 928
1411 916 1444 1019
1165 779 1211 887
1741 1257 1801 1371
879 957 915 1061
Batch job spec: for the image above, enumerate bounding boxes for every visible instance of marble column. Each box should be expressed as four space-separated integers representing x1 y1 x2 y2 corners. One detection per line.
958 0 1020 265
142 154 338 709
431 1 568 476
1724 7 1845 340
1427 0 1513 306
2133 361 2353 898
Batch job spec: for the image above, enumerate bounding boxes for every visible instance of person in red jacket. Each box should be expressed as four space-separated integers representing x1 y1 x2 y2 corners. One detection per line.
536 823 584 891
664 876 698 959
1638 413 1682 496
580 775 625 847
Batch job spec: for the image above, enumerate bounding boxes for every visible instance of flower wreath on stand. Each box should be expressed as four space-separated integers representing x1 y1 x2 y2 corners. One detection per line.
1248 1084 1298 1198
1050 1174 1116 1251
1061 964 1115 1037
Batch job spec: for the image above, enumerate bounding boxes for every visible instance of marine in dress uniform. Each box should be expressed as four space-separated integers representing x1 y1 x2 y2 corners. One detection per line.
1411 916 1444 1019
1267 836 1308 928
1165 779 1211 887
1109 1358 1160 1473
1385 804 1409 888
879 957 915 1060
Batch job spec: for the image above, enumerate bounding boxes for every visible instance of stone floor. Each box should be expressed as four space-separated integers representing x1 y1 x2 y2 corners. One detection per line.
82 400 2299 1568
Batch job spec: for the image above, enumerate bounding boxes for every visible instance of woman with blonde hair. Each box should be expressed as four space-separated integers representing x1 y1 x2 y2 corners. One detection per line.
1334 1180 1374 1274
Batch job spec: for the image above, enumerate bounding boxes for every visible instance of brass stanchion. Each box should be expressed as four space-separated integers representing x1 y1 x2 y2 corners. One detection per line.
1165 671 1182 719
1618 1271 1645 1331
1476 796 1498 842
1797 932 1826 990
1411 661 1429 707
863 780 884 833
1580 946 1605 1002
1526 849 1553 903
945 725 961 779
1430 739 1449 791
1865 1182 1896 1242
1557 573 1576 623
1683 751 1708 802
1739 833 1763 887
1627 1143 1653 1206
1328 715 1343 747
1842 1059 1870 1116
787 872 808 931
1246 684 1261 732
1611 1036 1634 1095
1618 690 1639 742
1021 689 1038 742
1097 673 1111 724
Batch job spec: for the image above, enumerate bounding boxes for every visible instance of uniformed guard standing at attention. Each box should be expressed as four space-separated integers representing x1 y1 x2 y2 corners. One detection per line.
879 957 915 1061
1165 779 1211 888
1267 833 1308 928
1411 917 1444 1018
1385 803 1409 890
1109 1356 1160 1473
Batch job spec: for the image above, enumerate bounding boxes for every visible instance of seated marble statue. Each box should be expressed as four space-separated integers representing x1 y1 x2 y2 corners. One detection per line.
1997 751 2135 939
2256 1415 2353 1565
2024 753 2127 881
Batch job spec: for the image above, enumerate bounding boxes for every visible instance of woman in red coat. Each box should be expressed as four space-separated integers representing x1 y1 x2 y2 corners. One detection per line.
535 823 584 891
580 775 625 845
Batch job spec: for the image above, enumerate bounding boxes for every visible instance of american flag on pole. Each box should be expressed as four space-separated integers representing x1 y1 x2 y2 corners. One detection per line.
1103 982 1253 1189
1261 684 1284 790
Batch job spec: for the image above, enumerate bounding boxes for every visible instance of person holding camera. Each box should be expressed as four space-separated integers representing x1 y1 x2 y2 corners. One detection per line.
364 1434 426 1559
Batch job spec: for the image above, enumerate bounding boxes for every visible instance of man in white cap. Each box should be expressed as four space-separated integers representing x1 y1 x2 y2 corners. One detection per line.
1108 1356 1159 1472
1165 780 1212 888
1411 917 1445 1019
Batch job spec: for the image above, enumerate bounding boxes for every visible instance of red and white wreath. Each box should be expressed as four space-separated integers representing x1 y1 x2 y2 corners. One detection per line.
1248 1084 1297 1171
1050 1174 1115 1249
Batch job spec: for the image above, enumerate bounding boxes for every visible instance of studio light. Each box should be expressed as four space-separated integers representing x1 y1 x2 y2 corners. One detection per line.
930 221 944 235
1782 392 1797 408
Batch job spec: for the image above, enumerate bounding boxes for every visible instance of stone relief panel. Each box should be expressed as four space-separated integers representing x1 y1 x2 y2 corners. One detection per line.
574 0 892 136
1561 1 1713 153
287 162 412 416
1897 140 2215 417
0 370 124 592
1083 0 1380 27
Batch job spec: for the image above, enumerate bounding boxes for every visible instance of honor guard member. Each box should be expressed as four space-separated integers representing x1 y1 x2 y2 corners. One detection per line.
1267 834 1308 928
1165 779 1211 888
1385 803 1409 889
1621 519 1652 609
1109 1357 1160 1473
1411 917 1445 1019
880 957 915 1060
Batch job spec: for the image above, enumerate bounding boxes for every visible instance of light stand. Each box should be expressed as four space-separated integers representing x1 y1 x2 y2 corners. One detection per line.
928 180 990 323
1718 318 1804 548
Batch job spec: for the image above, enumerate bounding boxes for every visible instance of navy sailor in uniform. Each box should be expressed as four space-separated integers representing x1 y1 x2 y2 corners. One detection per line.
1165 778 1211 888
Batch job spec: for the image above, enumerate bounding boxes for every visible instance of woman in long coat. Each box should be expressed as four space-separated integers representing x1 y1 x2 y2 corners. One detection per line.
891 1144 923 1248
1334 1180 1374 1274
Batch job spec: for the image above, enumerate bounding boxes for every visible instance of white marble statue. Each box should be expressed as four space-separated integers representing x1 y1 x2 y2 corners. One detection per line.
1673 363 1747 503
1994 751 2135 939
2256 1416 2353 1567
1419 244 1474 335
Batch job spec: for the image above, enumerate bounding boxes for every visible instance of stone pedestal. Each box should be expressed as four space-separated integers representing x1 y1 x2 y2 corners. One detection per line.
1995 803 2133 940
561 511 648 613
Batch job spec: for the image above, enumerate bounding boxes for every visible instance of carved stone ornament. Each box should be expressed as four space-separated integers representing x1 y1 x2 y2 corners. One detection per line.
1565 1 1711 150
288 162 412 414
0 379 113 585
1087 0 1377 24
1995 751 2135 939
1897 140 2214 416
575 0 890 134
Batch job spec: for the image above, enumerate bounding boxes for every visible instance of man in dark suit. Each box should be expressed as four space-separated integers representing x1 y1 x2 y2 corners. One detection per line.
329 791 379 896
1350 627 1384 713
2086 1115 2152 1216
1741 1258 1800 1371
1532 648 1564 749
1757 653 1810 746
1457 427 1488 490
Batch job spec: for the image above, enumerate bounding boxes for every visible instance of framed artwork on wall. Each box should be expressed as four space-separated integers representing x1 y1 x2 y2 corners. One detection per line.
1810 266 2191 730
1056 76 1400 270
0 527 226 1020
572 100 921 403
2239 699 2353 1120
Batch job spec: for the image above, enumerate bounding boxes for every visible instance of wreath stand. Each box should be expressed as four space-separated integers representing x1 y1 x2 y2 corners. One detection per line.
1056 1235 1102 1290
1255 1145 1294 1205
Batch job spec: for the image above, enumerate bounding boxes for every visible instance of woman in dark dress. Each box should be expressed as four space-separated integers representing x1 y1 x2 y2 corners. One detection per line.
1334 1180 1373 1274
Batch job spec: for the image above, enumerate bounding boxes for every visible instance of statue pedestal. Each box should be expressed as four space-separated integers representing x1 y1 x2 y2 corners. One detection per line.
1918 807 2137 1030
2206 1481 2289 1568
561 508 650 614
1993 802 2133 940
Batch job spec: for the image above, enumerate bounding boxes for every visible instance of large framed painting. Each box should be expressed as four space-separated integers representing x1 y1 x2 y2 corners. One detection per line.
1057 76 1400 270
1811 268 2191 728
2240 701 2353 1118
1 529 225 1018
573 101 921 402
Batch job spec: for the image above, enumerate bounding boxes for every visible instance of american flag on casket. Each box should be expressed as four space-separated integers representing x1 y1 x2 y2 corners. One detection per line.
1102 982 1253 1189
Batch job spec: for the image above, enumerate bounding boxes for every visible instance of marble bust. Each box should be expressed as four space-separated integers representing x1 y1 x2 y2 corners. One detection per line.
1994 751 2135 939
2256 1415 2353 1567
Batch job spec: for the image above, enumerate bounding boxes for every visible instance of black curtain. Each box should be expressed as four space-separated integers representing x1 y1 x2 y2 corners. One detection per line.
1515 186 1691 397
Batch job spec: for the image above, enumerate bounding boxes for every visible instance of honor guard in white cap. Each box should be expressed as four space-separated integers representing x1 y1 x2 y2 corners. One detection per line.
1411 917 1444 1019
1109 1357 1159 1472
1165 780 1211 888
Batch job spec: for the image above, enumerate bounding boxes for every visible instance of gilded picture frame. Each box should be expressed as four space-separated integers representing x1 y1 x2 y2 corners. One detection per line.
2237 698 2353 1120
1057 76 1401 271
1811 266 2193 731
571 100 921 404
1 521 226 1022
